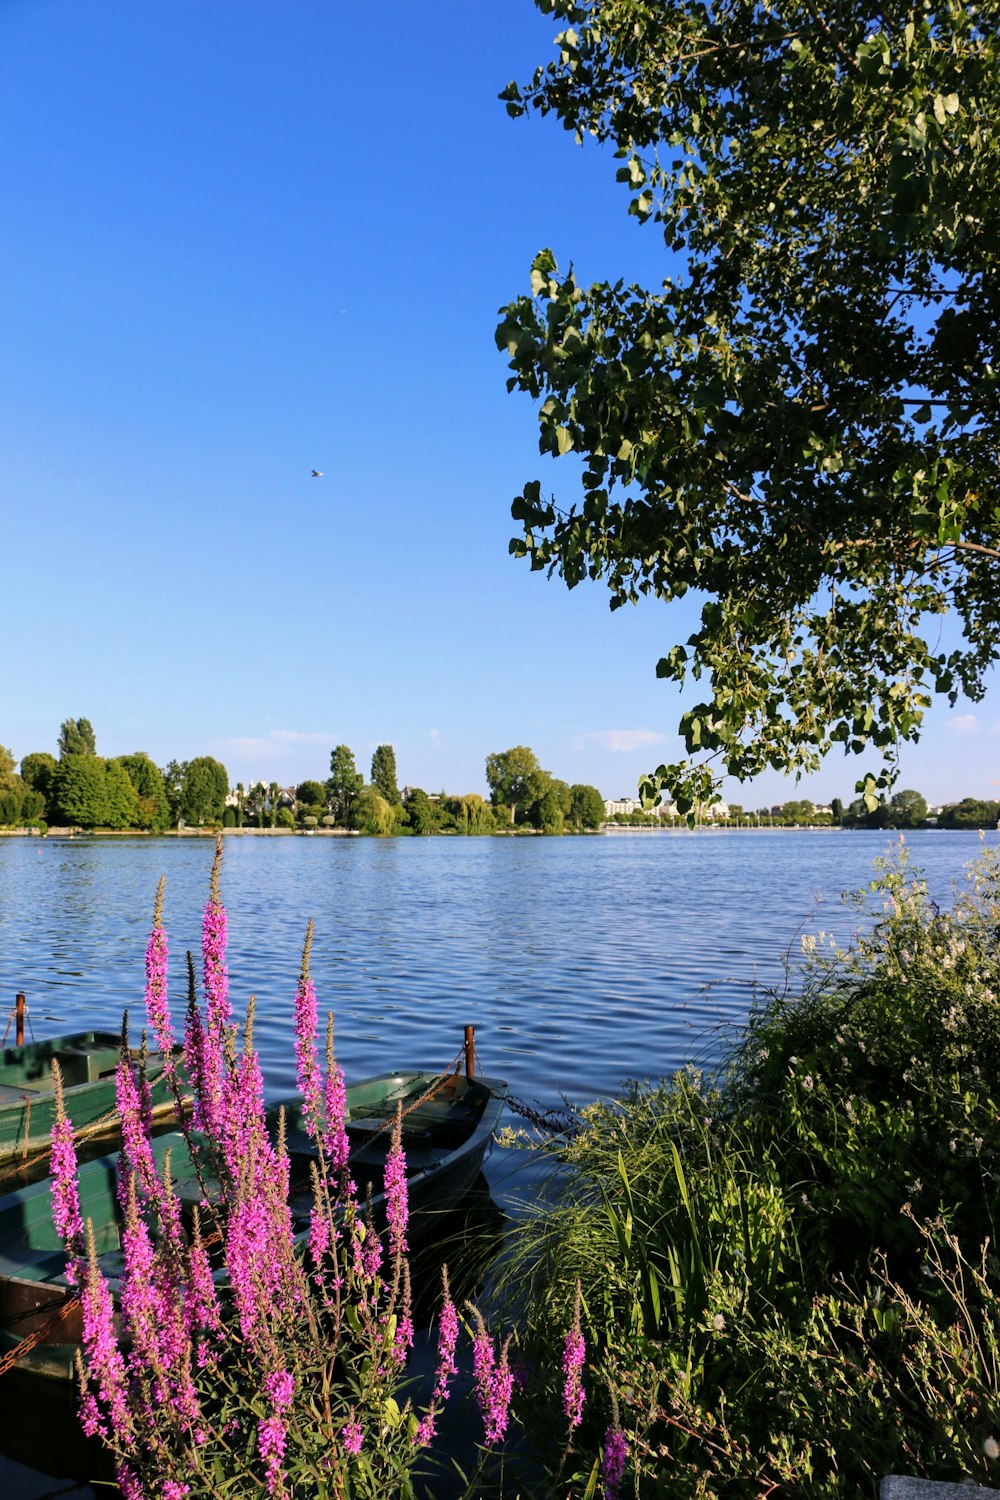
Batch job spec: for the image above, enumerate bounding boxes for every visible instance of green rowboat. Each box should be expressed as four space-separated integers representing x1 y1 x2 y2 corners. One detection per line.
0 1067 506 1384
0 1031 179 1171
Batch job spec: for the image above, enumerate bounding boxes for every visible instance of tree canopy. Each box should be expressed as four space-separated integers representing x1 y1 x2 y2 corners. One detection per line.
327 745 363 827
370 745 401 806
116 753 169 830
58 717 96 758
178 757 229 825
485 746 548 823
498 0 1000 811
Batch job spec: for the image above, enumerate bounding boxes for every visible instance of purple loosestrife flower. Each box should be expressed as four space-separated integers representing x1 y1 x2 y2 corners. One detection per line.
79 1228 132 1444
182 994 210 1134
257 1417 287 1497
563 1283 586 1429
293 923 322 1137
257 1364 295 1495
144 876 174 1060
470 1311 514 1447
115 1055 160 1209
49 1072 83 1280
414 1270 460 1446
385 1103 409 1257
199 839 230 1134
602 1425 628 1500
162 1484 191 1499
116 1462 143 1500
351 1192 383 1285
322 1015 350 1174
183 1229 223 1365
341 1419 363 1456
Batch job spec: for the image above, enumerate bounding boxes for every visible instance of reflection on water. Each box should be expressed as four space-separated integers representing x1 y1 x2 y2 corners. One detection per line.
0 828 992 1491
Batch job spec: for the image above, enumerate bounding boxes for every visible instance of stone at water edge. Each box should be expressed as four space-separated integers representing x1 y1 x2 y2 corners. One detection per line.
881 1478 1000 1498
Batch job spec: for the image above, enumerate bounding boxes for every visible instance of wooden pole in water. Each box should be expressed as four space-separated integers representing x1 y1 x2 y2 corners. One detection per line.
463 1024 475 1079
15 993 25 1047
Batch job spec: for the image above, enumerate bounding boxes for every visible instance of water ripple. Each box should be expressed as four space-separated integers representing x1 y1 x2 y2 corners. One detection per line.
0 830 990 1108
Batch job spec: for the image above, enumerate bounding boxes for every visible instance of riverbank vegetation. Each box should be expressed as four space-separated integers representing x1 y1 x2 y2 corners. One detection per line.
0 724 610 836
498 842 1000 1495
50 835 1000 1497
2 723 997 836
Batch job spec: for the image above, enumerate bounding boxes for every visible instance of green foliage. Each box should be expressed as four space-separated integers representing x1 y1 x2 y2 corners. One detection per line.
568 784 605 831
370 745 401 806
58 716 96 757
502 843 1000 1495
442 793 495 835
295 780 327 809
19 751 57 806
352 786 396 836
179 757 229 825
732 843 1000 1277
532 777 571 833
403 788 439 835
939 798 1000 829
49 754 134 827
485 746 547 824
0 746 42 825
0 776 44 826
116 753 169 830
104 759 140 829
327 744 363 827
162 759 186 824
499 0 1000 810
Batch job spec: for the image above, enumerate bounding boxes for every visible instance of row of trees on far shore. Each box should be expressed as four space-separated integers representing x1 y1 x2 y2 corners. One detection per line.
603 790 1000 831
2 722 997 833
0 724 607 836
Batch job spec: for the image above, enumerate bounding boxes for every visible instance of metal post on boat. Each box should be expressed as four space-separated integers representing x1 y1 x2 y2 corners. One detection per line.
15 993 25 1047
463 1024 476 1079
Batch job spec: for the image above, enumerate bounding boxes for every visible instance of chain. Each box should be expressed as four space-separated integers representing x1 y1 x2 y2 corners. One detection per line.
0 1292 81 1378
500 1091 581 1136
1 996 34 1049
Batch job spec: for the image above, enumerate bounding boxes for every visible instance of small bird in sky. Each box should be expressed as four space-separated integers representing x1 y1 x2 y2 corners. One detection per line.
311 469 324 477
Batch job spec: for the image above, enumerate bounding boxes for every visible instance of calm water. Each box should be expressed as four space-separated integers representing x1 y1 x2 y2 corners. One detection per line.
0 827 993 1496
0 829 993 1108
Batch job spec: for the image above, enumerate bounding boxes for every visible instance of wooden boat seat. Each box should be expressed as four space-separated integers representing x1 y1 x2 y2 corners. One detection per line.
54 1046 119 1086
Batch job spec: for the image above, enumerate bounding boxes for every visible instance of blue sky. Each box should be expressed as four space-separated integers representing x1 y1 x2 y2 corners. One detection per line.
2 0 996 809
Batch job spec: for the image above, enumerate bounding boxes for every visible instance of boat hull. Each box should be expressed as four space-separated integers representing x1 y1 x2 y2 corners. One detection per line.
0 1068 506 1387
0 1031 178 1168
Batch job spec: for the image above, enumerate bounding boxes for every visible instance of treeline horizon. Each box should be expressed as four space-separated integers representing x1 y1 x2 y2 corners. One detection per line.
0 723 608 836
1 720 995 833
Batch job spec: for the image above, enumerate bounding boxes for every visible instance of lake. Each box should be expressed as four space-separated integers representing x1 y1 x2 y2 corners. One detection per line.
0 827 993 1495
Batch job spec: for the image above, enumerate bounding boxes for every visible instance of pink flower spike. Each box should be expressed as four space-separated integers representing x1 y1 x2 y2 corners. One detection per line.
293 921 324 1143
471 1312 513 1446
602 1425 628 1500
49 1074 83 1280
144 875 173 1058
341 1419 363 1455
562 1283 586 1429
385 1104 409 1257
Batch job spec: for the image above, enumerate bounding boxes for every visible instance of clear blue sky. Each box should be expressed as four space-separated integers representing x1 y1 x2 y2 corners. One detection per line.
2 0 996 808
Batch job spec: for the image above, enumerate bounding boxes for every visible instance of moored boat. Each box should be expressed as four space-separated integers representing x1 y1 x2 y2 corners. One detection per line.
0 1064 506 1385
0 1029 179 1171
